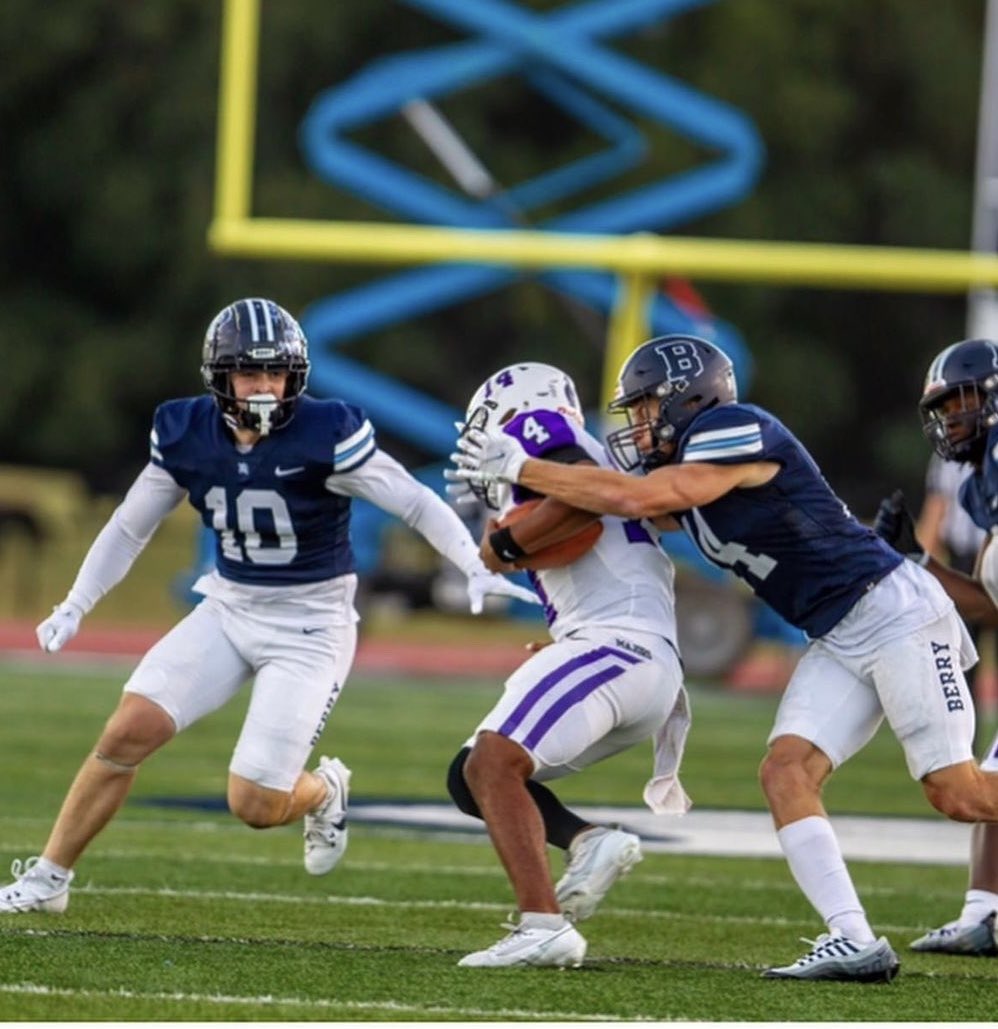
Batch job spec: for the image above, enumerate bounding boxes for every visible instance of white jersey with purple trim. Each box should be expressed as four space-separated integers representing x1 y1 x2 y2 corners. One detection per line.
501 409 678 648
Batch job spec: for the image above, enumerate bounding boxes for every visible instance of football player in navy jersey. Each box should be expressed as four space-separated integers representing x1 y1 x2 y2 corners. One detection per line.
0 297 535 915
875 338 998 958
454 333 998 982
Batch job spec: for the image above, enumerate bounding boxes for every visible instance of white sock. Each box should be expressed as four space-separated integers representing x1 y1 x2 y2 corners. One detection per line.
777 816 875 944
35 856 71 882
959 889 998 926
520 911 567 930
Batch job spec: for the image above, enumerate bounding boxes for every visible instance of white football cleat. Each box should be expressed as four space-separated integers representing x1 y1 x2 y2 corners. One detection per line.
555 826 642 922
909 912 997 956
762 932 900 982
0 857 73 914
458 921 587 968
303 756 351 876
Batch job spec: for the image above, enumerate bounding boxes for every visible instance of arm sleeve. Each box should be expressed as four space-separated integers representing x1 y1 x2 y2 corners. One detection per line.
325 449 484 576
64 463 186 614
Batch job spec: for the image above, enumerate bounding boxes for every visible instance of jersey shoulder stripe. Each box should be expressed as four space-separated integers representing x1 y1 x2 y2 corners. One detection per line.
333 418 376 472
291 396 376 472
683 423 763 461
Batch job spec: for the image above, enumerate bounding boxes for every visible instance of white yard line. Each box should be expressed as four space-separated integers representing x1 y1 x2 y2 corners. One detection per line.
0 982 644 1022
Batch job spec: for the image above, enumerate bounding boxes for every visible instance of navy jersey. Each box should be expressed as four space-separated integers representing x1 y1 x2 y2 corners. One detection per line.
150 394 375 585
959 424 998 530
672 404 902 637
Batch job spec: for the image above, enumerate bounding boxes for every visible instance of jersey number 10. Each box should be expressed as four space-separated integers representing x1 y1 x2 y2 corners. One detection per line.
204 486 298 565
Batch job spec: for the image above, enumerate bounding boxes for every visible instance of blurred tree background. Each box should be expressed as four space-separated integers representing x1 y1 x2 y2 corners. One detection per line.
0 0 986 512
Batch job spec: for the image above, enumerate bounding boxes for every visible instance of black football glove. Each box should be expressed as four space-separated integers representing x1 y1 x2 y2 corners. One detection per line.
873 489 926 563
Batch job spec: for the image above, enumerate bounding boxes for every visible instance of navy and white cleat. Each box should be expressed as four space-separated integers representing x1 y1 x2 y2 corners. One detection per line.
763 932 900 982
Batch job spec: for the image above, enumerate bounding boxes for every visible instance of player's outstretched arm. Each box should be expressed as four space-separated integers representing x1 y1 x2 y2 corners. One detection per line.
35 463 185 653
874 488 998 627
450 429 645 515
451 429 764 519
924 560 998 627
329 449 538 614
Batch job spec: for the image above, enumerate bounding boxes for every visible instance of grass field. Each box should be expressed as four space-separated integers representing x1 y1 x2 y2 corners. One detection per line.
1 659 996 1022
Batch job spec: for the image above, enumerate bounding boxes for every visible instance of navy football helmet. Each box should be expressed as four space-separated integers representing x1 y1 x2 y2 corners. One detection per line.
919 338 998 463
201 298 310 435
606 335 737 471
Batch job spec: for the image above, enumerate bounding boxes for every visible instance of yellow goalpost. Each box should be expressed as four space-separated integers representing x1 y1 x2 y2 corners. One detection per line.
209 0 998 402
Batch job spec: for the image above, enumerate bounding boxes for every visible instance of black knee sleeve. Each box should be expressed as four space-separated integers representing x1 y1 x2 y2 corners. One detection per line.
447 743 588 849
446 746 482 819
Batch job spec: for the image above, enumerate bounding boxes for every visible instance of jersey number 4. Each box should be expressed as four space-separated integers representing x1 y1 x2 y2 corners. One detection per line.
204 486 297 565
686 508 776 580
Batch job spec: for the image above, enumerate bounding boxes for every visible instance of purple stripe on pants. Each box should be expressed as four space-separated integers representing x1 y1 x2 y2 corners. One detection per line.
498 645 640 740
522 663 628 750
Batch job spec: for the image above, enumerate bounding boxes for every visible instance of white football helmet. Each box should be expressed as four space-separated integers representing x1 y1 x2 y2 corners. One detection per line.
465 362 584 434
459 362 584 509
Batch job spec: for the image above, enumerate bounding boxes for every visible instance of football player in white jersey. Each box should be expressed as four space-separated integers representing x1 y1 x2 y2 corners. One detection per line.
443 362 690 969
0 297 536 915
875 338 998 957
453 334 998 982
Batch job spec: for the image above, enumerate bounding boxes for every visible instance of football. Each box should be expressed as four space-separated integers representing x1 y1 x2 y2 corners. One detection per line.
496 498 603 570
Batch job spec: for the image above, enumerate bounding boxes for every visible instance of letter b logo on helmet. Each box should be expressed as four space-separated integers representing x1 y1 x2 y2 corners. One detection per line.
654 339 705 386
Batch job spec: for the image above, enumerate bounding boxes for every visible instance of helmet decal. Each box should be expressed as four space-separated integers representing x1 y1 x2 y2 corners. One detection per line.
654 338 705 386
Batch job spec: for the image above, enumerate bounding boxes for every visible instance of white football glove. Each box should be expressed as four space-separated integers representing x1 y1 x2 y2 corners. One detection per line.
35 602 83 653
442 420 479 506
465 569 539 615
450 428 528 490
442 467 480 506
